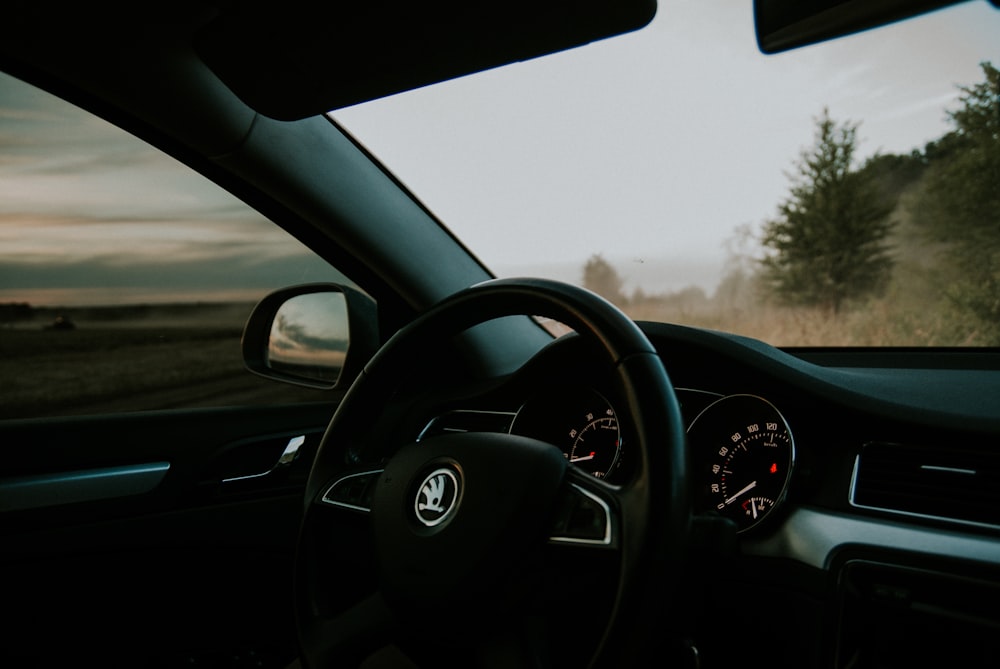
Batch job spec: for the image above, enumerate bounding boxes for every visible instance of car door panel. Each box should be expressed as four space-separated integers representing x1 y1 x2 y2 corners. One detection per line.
0 401 338 668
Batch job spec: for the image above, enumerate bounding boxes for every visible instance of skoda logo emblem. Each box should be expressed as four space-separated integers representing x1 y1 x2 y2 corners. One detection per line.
414 467 460 527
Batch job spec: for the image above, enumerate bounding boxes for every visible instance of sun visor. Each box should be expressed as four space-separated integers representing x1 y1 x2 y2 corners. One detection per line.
195 0 656 121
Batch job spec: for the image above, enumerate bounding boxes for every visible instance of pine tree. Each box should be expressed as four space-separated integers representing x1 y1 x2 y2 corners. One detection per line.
761 108 895 314
913 62 1000 339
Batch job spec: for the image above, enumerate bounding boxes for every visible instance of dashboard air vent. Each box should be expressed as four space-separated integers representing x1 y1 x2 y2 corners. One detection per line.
851 442 1000 529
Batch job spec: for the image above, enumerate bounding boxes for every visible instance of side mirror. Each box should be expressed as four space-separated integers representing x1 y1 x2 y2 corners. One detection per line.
242 284 379 390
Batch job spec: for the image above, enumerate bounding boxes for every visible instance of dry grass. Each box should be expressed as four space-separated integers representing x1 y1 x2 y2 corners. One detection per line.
0 320 328 420
621 292 987 347
616 190 994 348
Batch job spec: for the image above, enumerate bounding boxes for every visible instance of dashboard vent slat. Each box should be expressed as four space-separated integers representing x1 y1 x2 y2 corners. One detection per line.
852 442 1000 528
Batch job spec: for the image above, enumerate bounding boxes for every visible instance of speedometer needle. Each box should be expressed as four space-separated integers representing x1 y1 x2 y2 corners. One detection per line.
724 480 757 505
571 452 596 462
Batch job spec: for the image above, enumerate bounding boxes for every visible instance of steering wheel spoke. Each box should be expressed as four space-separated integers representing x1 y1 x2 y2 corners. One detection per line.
319 467 384 513
549 468 618 547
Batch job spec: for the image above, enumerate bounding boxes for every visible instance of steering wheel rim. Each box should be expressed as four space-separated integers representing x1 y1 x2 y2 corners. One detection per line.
295 278 690 668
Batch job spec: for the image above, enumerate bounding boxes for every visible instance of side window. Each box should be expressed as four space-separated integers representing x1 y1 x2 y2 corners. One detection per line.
0 73 353 420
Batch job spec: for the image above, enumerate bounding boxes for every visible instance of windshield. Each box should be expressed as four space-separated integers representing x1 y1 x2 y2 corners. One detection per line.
332 0 1000 347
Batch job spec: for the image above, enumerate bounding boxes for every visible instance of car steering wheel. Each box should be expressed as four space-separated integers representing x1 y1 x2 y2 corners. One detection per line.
293 278 690 668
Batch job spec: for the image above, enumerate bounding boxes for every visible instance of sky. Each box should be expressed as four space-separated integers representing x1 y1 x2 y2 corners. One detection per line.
0 75 347 306
332 0 1000 295
1 0 999 307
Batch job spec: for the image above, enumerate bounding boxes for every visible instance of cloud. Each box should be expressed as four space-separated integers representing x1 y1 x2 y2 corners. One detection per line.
0 251 351 307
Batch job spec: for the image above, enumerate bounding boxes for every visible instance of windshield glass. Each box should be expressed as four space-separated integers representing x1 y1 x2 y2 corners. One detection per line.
332 0 1000 347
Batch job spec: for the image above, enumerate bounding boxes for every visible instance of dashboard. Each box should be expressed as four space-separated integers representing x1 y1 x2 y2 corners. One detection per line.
411 320 1000 668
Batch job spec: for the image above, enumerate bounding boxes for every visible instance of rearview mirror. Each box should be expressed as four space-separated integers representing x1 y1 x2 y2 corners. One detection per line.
754 0 968 54
242 284 379 390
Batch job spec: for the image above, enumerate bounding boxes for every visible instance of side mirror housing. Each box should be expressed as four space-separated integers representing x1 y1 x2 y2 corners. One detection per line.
242 284 379 390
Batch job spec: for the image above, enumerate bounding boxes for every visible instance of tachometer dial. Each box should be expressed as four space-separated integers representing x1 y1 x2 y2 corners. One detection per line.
510 387 623 480
568 409 621 479
688 394 794 533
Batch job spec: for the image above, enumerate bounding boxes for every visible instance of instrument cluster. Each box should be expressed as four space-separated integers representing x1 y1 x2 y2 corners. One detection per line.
509 386 796 534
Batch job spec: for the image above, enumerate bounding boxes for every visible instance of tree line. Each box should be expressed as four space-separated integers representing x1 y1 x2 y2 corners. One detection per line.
583 61 1000 343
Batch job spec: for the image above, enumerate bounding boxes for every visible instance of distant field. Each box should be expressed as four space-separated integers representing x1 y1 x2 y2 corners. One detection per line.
0 304 331 420
3 281 989 422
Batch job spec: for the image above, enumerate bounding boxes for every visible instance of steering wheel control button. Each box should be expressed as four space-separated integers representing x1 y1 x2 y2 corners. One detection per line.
321 469 383 512
413 467 461 527
550 483 613 545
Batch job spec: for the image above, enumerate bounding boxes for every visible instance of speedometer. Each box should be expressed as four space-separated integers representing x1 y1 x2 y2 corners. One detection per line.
687 394 794 533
